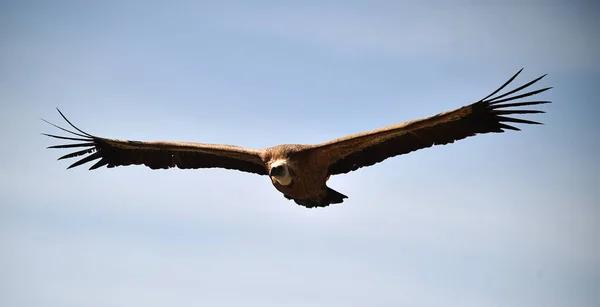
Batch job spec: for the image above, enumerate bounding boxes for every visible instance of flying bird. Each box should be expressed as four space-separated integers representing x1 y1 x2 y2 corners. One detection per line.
43 69 551 208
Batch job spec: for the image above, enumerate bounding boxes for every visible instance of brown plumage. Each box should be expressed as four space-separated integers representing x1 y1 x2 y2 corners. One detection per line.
43 69 551 208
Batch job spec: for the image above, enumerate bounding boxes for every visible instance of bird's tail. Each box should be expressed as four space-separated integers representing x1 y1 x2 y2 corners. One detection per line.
324 187 348 205
292 187 348 208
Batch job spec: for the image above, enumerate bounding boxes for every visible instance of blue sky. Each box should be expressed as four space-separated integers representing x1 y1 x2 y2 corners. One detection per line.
1 0 599 306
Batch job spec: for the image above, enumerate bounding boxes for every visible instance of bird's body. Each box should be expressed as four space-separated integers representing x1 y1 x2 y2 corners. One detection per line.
261 144 345 207
43 69 552 208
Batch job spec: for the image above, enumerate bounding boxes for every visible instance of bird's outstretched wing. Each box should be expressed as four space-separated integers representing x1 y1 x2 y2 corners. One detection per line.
43 109 268 175
303 69 552 176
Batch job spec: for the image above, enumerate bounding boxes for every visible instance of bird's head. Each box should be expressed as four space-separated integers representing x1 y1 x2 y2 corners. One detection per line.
269 160 293 186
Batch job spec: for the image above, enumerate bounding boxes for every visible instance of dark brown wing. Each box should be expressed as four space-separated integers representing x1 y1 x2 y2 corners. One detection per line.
42 109 268 175
302 69 552 176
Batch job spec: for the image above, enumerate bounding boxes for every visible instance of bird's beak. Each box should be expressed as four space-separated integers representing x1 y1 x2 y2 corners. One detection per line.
269 165 284 177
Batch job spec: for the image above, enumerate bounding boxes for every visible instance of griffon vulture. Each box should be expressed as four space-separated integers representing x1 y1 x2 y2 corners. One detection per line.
43 69 551 208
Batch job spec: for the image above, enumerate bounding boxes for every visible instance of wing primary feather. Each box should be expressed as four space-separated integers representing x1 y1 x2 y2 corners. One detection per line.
67 152 102 169
493 110 545 115
55 108 94 137
496 116 543 125
89 158 109 170
479 68 523 101
486 73 546 103
486 72 550 130
58 148 96 160
42 133 91 142
48 142 96 149
40 118 91 138
498 123 521 131
488 87 552 105
489 101 551 109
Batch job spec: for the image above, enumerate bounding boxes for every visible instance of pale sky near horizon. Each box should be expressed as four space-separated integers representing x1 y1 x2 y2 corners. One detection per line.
1 1 599 307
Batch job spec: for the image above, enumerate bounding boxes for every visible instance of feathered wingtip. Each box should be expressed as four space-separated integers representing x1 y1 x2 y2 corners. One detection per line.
41 108 105 170
480 68 552 131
